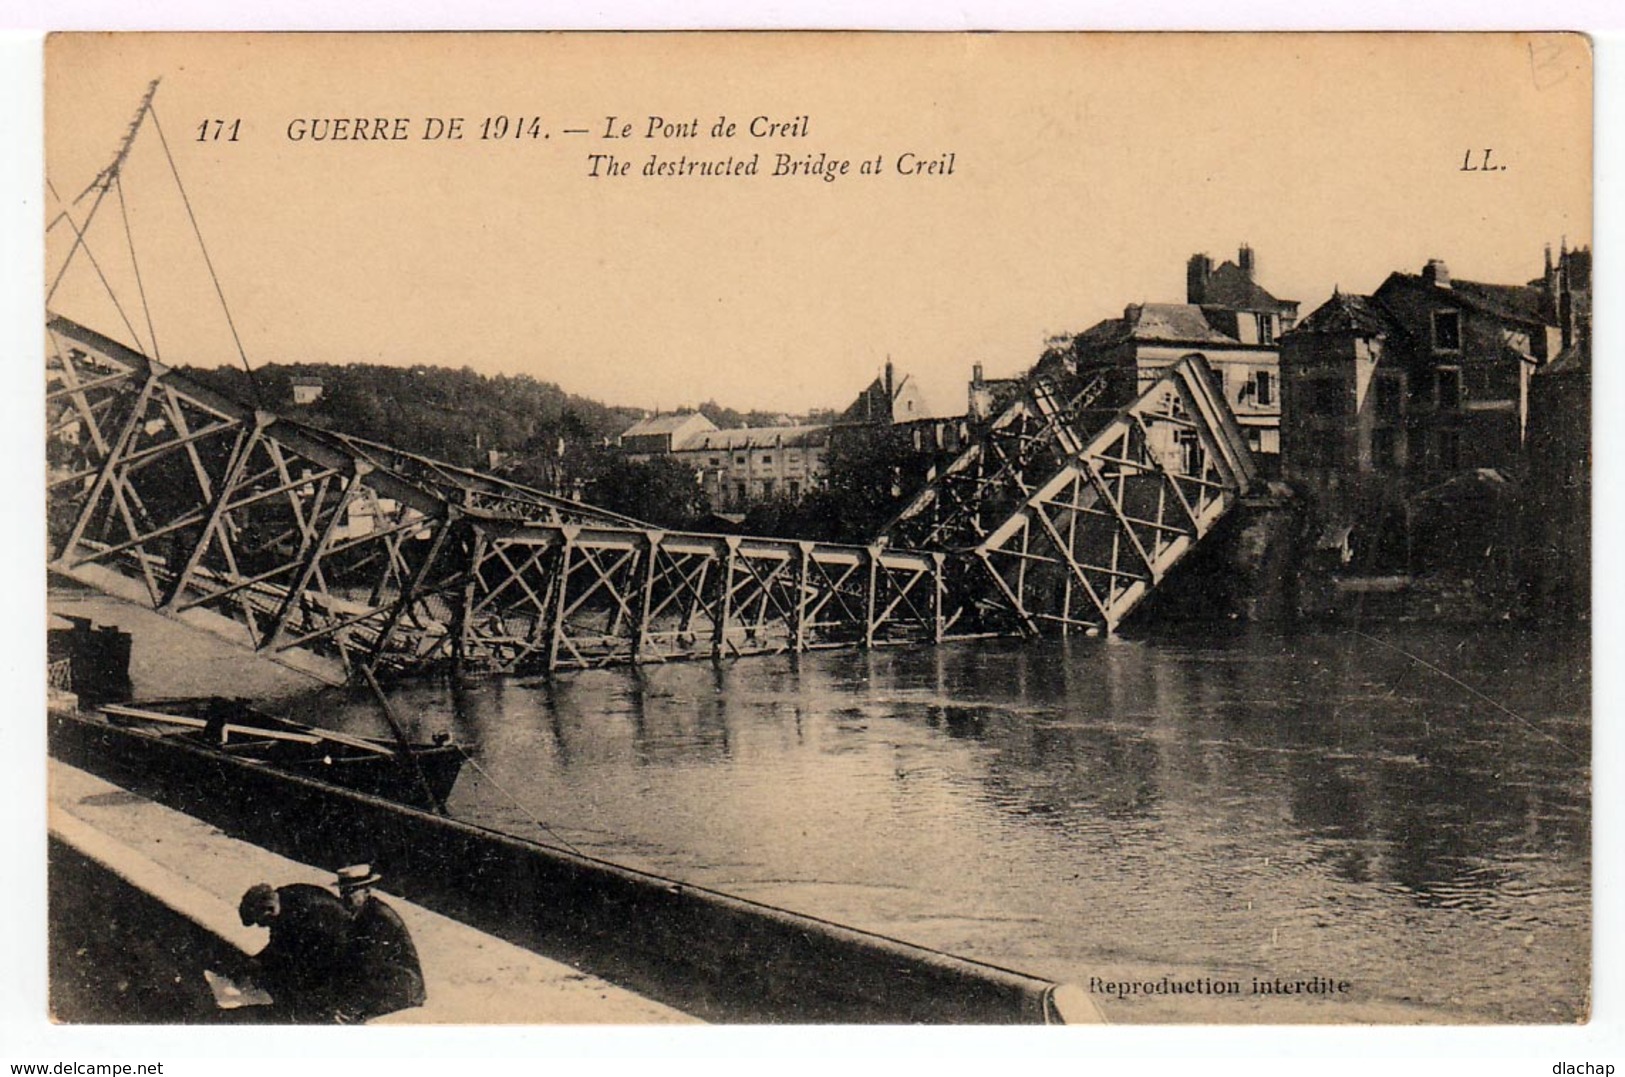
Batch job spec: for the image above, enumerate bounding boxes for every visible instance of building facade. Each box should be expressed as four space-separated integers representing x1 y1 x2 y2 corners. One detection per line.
618 411 720 457
672 425 830 510
1279 255 1565 496
1522 245 1591 620
1048 245 1298 469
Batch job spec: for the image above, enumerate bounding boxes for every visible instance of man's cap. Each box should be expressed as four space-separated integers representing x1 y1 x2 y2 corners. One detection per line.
336 864 383 892
239 883 277 925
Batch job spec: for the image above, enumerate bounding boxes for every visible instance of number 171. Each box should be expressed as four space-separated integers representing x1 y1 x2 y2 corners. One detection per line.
196 119 242 142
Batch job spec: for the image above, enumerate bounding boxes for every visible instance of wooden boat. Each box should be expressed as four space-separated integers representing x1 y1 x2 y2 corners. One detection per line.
55 697 464 811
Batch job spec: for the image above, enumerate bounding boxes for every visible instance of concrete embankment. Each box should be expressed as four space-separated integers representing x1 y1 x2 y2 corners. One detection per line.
48 759 697 1024
50 716 1097 1024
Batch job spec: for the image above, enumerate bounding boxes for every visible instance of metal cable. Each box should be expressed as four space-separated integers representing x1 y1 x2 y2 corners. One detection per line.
148 103 263 407
114 173 161 361
453 743 586 857
45 179 144 349
1345 627 1586 762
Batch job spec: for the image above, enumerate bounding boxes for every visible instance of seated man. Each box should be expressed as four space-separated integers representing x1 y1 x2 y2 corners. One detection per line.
236 881 355 1022
334 864 426 1020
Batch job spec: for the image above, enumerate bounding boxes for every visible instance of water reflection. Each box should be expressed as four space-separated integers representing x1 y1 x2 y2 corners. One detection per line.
301 623 1587 1022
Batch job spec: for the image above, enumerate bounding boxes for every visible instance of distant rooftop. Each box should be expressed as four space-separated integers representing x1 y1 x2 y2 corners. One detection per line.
619 411 716 440
1289 291 1395 337
678 425 829 451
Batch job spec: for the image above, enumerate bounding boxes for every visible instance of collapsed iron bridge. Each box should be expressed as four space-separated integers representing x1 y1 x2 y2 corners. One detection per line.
46 314 1258 683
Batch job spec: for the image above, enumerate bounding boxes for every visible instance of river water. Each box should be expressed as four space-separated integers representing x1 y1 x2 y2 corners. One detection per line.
55 590 1589 1024
317 623 1589 1024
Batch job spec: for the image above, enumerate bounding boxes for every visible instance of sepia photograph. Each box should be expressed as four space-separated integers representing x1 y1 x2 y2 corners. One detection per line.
34 30 1593 1031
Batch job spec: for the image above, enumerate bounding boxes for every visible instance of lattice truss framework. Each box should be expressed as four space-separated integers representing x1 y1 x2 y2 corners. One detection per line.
47 316 1254 677
960 357 1259 635
883 372 1111 551
45 317 955 678
878 356 1257 636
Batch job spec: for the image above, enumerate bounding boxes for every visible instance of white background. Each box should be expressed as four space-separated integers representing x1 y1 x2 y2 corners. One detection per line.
2 3 1619 1073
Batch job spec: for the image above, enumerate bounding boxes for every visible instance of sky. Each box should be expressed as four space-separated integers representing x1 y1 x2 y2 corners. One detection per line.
45 33 1592 419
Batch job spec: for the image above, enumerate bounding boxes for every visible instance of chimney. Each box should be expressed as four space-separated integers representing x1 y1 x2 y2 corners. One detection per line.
1186 253 1213 304
1238 244 1255 280
972 361 984 386
1422 259 1451 288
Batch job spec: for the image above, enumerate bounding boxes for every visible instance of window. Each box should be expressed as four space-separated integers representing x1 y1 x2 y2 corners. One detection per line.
1409 369 1435 406
789 480 801 497
1433 310 1461 351
1373 427 1398 468
709 456 721 467
1177 431 1203 474
1254 370 1273 407
1375 376 1402 419
1437 430 1460 470
1438 368 1461 409
1207 364 1226 398
1467 363 1517 400
1258 314 1275 346
762 479 775 498
735 482 747 504
762 454 773 465
1312 379 1348 416
735 454 746 466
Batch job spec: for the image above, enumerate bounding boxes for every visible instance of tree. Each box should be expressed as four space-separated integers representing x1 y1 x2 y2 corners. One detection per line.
816 429 923 543
584 455 709 529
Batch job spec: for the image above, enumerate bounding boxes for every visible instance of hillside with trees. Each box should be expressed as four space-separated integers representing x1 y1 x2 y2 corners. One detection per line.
178 361 734 531
177 361 916 536
181 362 641 469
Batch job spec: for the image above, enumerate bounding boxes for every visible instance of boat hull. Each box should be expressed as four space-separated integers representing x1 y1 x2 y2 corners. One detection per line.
53 707 462 812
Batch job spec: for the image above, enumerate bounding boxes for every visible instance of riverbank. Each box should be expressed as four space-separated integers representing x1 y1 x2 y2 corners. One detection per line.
48 759 698 1025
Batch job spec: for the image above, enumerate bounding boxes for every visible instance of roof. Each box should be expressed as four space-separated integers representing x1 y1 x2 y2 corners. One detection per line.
676 424 829 452
619 412 717 440
1201 260 1299 314
840 371 919 423
1540 340 1590 378
1288 291 1397 337
1070 315 1134 352
1411 468 1513 504
1379 271 1550 328
1449 279 1548 324
1127 303 1241 344
1065 302 1245 358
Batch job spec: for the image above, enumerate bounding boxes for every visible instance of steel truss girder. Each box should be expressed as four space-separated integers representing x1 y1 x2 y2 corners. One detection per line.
45 316 961 679
45 316 1253 679
880 372 1109 550
966 356 1256 635
446 526 949 674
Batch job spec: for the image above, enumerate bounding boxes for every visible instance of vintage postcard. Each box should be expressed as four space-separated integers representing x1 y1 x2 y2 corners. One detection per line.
39 32 1591 1028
